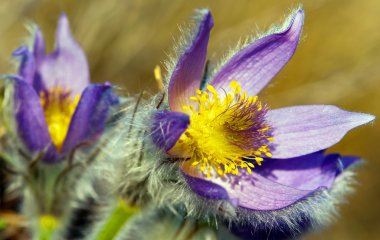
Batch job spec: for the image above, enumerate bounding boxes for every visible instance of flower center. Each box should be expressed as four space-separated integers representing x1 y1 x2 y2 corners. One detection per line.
172 81 273 177
39 87 80 152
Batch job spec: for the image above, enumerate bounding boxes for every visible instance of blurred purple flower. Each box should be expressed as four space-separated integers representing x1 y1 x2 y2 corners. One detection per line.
11 14 117 163
150 8 374 237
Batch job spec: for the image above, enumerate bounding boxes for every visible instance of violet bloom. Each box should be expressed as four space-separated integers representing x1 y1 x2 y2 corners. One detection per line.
150 8 374 238
10 14 117 163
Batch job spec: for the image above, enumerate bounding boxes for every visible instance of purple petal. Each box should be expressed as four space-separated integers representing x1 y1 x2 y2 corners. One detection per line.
12 45 46 93
11 77 58 162
256 152 340 190
230 154 360 239
267 105 375 159
183 172 229 200
168 10 213 111
182 164 316 211
12 46 36 85
211 9 304 96
38 13 90 95
61 84 116 154
218 174 318 211
340 155 361 169
151 111 190 151
33 28 46 64
182 152 354 210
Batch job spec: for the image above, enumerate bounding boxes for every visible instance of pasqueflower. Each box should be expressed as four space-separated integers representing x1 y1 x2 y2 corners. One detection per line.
149 8 374 238
10 14 117 163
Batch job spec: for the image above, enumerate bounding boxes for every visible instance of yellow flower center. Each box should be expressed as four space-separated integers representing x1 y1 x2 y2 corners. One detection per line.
171 81 273 178
39 87 80 152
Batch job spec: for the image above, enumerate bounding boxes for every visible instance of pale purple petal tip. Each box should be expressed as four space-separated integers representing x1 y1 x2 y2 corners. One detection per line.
168 9 214 111
33 28 46 63
211 8 304 96
61 84 117 154
38 13 90 95
267 105 375 159
151 111 190 152
182 151 351 210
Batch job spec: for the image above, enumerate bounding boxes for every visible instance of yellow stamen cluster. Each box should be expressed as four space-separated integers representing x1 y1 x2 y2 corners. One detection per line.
172 81 273 178
39 87 80 151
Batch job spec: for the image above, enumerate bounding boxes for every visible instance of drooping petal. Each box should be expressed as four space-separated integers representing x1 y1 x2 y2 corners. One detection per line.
151 111 190 152
266 105 375 159
61 84 117 154
182 152 356 211
211 9 304 96
168 9 214 111
11 77 57 162
38 13 90 95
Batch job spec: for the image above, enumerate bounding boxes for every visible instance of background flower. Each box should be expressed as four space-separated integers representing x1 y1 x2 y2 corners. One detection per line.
0 13 120 239
9 14 117 163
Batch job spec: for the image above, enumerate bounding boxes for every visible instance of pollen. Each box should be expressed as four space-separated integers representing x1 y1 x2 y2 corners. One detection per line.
173 81 273 177
39 87 80 152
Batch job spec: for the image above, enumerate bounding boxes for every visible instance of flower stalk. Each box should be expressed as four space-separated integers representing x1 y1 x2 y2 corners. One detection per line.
96 199 139 240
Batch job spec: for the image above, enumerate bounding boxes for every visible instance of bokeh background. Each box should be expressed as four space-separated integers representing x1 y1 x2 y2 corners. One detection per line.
0 0 379 239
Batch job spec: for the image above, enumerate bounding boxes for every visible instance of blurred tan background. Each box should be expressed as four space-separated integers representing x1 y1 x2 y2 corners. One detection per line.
0 0 379 239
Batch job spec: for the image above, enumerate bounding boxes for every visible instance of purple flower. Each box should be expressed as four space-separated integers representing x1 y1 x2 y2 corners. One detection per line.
150 8 374 237
10 14 117 163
